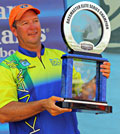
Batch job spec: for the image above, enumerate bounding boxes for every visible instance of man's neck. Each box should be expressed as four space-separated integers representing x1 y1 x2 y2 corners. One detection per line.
19 43 42 58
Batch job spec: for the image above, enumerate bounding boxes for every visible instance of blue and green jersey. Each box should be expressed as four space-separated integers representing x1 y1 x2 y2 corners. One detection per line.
0 45 80 134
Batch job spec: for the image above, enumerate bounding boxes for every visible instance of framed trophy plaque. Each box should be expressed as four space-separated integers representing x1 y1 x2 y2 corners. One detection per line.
56 1 112 114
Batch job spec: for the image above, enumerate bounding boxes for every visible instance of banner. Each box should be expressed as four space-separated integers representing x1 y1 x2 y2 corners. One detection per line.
0 0 66 62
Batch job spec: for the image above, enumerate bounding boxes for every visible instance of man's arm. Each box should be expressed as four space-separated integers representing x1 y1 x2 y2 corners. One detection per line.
0 96 72 123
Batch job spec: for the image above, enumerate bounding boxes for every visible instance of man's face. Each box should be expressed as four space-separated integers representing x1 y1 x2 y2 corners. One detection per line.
13 10 41 48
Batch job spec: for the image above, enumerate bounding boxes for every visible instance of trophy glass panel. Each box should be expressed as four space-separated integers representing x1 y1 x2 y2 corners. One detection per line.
72 58 96 101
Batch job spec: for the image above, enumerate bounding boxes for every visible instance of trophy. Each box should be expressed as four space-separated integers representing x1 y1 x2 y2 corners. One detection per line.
56 1 112 114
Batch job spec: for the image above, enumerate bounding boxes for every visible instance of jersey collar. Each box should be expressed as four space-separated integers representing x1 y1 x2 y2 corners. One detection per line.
18 44 45 57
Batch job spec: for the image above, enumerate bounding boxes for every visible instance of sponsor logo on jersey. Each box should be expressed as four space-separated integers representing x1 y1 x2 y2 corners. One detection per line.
49 58 61 66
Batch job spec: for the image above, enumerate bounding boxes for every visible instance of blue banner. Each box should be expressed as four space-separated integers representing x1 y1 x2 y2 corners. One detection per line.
0 0 66 62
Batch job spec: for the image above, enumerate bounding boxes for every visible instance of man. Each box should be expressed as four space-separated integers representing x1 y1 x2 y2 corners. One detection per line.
0 4 110 134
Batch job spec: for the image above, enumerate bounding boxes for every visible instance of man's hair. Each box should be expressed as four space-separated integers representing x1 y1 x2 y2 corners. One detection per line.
12 21 17 29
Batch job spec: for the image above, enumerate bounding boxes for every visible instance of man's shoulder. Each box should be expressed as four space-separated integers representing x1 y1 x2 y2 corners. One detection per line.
45 48 66 56
0 52 17 68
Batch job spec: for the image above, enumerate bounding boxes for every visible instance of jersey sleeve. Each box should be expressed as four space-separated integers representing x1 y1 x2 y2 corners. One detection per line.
0 66 18 108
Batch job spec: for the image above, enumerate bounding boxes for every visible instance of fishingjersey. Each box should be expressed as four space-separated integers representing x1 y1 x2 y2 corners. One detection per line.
0 45 80 134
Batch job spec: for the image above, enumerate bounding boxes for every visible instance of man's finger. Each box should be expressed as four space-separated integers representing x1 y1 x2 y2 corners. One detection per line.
100 69 110 73
103 62 111 66
50 96 64 102
102 72 110 78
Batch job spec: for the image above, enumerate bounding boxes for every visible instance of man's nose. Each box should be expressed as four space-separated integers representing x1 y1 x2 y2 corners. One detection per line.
29 21 36 29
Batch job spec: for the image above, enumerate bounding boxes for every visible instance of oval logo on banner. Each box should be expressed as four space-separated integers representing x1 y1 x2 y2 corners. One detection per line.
61 1 111 54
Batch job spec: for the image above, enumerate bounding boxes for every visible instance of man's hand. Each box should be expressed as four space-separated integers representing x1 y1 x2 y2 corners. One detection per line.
100 61 111 78
43 96 72 116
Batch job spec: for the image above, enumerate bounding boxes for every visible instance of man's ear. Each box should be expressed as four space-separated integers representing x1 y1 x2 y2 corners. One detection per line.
11 27 18 37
